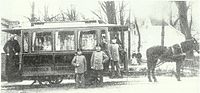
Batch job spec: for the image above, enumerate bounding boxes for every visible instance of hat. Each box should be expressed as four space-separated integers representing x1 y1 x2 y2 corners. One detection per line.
77 48 82 51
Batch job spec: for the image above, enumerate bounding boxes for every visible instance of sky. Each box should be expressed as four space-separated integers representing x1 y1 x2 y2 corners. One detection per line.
0 0 173 21
0 0 200 28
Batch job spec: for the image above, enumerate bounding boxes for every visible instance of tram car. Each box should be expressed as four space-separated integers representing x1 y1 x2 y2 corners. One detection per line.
1 20 128 85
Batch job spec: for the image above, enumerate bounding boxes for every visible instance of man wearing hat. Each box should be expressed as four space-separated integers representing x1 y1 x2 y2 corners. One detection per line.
90 45 109 86
3 34 20 82
109 38 122 78
71 49 87 88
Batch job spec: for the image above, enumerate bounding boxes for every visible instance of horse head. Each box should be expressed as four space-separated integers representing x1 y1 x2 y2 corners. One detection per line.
180 38 199 54
192 37 199 53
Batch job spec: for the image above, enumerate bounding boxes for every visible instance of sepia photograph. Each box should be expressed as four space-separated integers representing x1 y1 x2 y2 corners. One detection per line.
0 0 200 93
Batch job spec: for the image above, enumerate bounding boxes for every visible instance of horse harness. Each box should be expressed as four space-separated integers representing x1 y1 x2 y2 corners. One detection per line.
170 44 184 55
156 44 185 67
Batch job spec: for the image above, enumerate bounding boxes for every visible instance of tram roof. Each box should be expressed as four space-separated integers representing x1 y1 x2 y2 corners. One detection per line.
2 22 128 34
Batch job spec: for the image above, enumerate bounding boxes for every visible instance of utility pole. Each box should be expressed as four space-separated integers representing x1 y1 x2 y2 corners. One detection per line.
128 3 131 59
161 5 165 46
161 18 165 46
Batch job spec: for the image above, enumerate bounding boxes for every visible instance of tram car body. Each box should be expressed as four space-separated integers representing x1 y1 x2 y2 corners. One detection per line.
1 21 128 85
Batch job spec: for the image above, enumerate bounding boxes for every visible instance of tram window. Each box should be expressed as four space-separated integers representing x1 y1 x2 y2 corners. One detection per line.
80 30 97 50
55 31 75 51
32 32 53 51
23 32 29 53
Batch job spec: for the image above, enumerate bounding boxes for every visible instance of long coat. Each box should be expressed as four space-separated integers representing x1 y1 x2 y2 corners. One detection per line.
3 39 20 79
90 51 109 70
71 55 87 73
109 44 120 61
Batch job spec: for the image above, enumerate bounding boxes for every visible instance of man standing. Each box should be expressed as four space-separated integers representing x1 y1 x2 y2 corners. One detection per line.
3 34 20 82
91 45 109 86
109 39 121 78
71 49 87 88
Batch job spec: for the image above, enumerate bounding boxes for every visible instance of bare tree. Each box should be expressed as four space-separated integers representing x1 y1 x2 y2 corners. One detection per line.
175 1 192 39
24 1 37 26
175 1 193 57
44 5 50 21
119 1 127 25
133 16 141 53
100 1 117 24
65 6 78 21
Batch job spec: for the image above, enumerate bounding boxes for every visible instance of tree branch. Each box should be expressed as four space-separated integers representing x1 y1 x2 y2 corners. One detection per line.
23 16 31 22
99 2 107 14
173 17 180 26
91 10 102 20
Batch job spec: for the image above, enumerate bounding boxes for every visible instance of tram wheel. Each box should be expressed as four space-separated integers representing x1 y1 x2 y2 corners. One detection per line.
49 76 63 84
38 77 51 86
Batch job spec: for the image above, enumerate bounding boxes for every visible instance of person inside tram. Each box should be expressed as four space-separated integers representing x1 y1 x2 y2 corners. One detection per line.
43 38 52 51
34 37 44 51
3 34 20 82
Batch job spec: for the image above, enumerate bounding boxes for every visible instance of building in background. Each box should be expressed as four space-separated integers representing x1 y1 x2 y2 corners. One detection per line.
1 18 20 53
129 17 185 59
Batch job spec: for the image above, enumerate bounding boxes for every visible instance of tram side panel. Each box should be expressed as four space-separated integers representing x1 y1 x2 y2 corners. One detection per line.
22 53 75 79
22 54 54 77
54 53 75 76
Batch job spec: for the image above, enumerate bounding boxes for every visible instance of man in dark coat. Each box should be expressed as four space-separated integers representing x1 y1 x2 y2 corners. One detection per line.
3 34 20 82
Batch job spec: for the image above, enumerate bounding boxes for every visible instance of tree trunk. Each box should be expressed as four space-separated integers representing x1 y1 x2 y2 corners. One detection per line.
176 1 193 58
105 1 117 24
104 1 117 40
134 17 141 53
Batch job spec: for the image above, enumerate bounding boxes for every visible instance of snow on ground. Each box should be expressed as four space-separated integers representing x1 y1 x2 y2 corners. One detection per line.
1 76 200 93
128 62 176 72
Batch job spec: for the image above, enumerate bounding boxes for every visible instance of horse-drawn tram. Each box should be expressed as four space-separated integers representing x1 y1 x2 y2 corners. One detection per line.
2 21 128 86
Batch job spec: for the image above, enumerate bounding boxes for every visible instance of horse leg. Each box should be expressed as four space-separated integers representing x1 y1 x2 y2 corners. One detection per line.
175 61 182 81
152 60 157 82
147 60 152 82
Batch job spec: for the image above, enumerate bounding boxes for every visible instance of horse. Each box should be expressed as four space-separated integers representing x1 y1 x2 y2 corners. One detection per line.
146 38 199 82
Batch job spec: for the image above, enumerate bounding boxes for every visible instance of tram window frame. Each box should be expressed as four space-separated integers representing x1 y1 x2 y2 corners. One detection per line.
31 31 53 52
79 30 97 50
55 31 75 51
23 32 29 53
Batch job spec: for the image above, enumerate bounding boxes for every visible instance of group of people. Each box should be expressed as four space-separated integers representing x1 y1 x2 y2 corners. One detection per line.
71 38 123 88
3 34 124 87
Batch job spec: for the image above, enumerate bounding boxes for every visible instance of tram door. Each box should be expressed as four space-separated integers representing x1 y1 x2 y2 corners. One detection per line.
78 30 97 70
78 29 110 72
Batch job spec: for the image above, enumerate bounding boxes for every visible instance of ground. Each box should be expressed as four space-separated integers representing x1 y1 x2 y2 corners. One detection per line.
1 76 199 93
